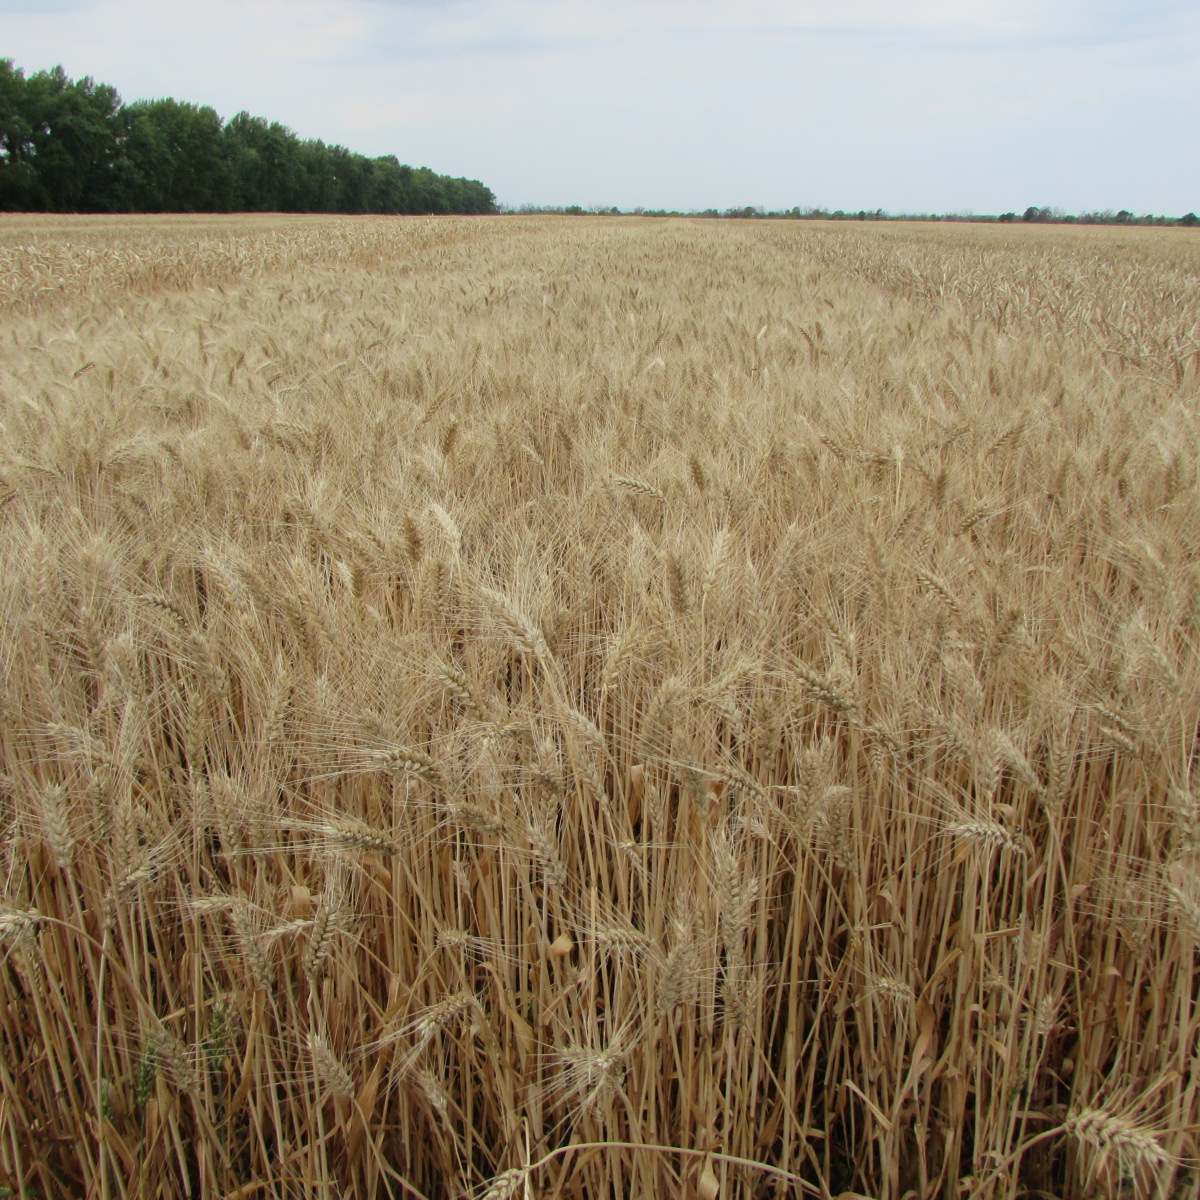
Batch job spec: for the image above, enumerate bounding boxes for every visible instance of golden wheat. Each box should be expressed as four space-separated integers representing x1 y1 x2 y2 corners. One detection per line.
0 213 1198 1199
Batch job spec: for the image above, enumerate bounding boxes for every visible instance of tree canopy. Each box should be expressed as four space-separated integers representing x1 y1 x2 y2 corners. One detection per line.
0 60 495 215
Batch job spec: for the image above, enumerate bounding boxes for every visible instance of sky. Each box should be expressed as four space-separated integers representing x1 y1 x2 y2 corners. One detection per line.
3 0 1198 214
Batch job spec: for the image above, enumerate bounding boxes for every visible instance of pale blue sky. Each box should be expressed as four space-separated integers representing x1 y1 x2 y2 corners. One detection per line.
3 0 1197 213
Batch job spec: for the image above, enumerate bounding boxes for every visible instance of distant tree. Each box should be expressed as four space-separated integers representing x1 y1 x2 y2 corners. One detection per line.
0 60 39 208
43 69 124 210
997 212 1016 222
1182 212 1197 226
410 166 449 214
0 57 487 216
320 143 366 212
224 112 306 210
458 178 495 215
366 154 409 214
1115 210 1133 224
0 62 123 211
294 139 337 211
117 99 228 211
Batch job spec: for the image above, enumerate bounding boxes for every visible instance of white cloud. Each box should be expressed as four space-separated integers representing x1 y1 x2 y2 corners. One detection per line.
359 0 1072 48
2 0 1197 211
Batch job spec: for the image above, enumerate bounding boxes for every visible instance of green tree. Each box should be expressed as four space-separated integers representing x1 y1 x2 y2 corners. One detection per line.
367 154 409 214
117 99 228 211
410 166 450 214
224 112 304 210
294 139 335 211
0 62 122 210
325 143 372 213
0 59 39 208
1 57 497 215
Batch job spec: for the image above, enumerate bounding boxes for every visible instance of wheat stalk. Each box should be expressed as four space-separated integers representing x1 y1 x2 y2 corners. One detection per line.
3 212 1198 1200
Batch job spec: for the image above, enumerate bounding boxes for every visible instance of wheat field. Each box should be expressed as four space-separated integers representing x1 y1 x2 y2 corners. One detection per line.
1 214 1199 1200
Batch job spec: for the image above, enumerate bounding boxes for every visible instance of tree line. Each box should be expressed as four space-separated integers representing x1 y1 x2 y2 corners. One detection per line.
0 60 496 215
1005 206 1196 226
517 203 1198 226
